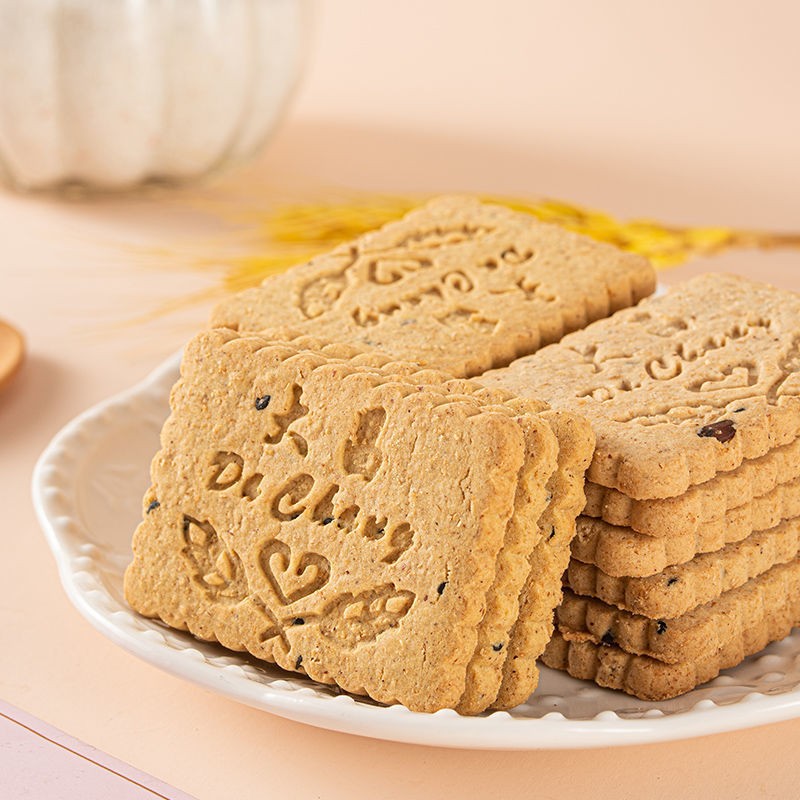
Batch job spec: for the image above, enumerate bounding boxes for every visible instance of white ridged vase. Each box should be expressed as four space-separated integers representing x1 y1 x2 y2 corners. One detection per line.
0 0 311 191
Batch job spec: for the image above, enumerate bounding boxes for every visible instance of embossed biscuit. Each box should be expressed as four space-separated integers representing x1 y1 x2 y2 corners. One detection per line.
211 195 655 377
266 339 598 707
230 330 592 709
543 558 800 699
352 367 595 709
125 329 561 713
244 342 564 710
481 273 800 499
583 437 800 537
340 361 595 710
573 475 800 576
567 517 800 618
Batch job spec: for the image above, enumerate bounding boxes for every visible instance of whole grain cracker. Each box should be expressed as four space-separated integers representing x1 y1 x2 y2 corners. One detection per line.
211 195 655 378
543 558 800 699
567 517 800 618
254 345 554 708
481 273 800 499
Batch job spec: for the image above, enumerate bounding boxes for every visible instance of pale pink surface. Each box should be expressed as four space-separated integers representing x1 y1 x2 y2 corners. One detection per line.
0 700 195 799
2 1 800 798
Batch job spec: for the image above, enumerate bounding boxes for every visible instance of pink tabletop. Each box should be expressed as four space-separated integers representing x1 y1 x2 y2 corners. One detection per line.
2 2 800 798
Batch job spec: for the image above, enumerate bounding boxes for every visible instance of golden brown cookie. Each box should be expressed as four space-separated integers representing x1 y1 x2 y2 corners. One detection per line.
572 476 800 577
482 273 800 499
125 329 565 713
211 195 655 377
557 553 800 664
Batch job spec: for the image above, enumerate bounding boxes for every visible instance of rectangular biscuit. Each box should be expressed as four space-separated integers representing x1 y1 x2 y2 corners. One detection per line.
456 402 559 713
567 517 800 618
583 437 800 537
250 346 564 714
481 273 800 500
491 409 594 709
344 364 595 710
286 343 568 712
572 474 800 577
557 555 800 664
211 195 655 378
226 332 597 709
288 346 594 713
125 329 560 713
543 558 800 700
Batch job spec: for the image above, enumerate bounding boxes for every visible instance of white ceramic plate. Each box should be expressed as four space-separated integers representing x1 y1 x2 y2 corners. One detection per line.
33 352 800 749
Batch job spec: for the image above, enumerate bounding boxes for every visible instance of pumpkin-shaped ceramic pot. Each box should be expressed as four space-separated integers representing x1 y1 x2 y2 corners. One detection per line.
0 0 311 190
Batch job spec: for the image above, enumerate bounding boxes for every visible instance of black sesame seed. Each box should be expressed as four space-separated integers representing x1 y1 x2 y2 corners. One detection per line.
492 643 503 652
601 631 616 646
295 655 303 669
437 582 447 595
255 394 272 410
293 618 305 626
548 527 556 541
146 500 160 514
322 517 334 525
733 407 746 413
656 620 668 634
667 577 679 586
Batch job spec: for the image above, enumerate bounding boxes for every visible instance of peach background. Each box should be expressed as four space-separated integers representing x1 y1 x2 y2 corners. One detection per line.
2 1 800 798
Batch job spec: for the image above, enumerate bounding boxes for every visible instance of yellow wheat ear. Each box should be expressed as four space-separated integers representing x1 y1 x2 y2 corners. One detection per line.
218 194 800 292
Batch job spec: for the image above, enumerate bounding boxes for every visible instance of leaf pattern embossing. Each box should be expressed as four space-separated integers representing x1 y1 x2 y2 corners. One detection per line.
318 585 415 647
180 515 249 604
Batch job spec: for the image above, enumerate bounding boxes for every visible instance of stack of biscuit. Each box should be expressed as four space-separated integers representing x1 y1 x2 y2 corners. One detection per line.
128 193 800 708
126 196 653 713
126 330 597 713
482 272 800 700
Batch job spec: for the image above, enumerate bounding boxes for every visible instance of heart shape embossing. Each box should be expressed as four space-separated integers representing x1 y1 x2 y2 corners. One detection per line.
259 539 331 605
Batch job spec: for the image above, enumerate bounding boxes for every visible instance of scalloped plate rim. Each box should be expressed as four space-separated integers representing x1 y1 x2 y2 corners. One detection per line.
31 348 800 750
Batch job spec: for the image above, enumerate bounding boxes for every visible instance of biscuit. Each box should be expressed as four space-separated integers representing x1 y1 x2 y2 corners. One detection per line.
481 273 800 499
455 403 559 713
226 332 597 708
543 558 800 699
567 517 800 618
573 474 800 576
211 195 655 378
492 409 594 709
316 356 596 708
582 437 800 537
125 329 562 713
335 362 595 710
557 552 800 663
